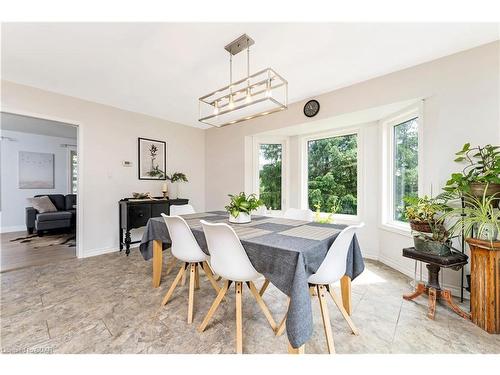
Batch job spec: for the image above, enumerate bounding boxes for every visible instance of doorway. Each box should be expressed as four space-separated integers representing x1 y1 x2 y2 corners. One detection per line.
0 112 80 272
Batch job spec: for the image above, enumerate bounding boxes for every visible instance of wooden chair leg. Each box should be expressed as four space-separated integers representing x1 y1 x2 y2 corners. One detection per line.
188 263 196 324
201 261 222 295
317 285 335 354
259 279 270 296
235 282 243 354
328 286 359 335
276 297 290 337
247 281 277 331
309 286 317 296
198 280 231 332
181 266 187 286
161 263 186 306
194 263 200 290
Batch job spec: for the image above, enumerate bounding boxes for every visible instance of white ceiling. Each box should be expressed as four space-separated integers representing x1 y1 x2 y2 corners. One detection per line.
1 112 77 139
2 23 498 129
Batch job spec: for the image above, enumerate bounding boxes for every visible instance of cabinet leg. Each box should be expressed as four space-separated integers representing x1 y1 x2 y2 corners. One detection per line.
125 231 131 256
119 228 123 251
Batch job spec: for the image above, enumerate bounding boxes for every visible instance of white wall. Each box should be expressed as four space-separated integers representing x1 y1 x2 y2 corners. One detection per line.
0 130 77 232
1 81 206 257
206 41 500 295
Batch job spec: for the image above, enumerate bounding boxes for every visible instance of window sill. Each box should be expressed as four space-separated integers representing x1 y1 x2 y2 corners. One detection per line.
380 221 413 238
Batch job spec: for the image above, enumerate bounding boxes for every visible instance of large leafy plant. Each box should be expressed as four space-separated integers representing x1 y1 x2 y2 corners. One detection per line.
403 195 449 223
441 188 500 242
225 192 263 218
444 143 500 193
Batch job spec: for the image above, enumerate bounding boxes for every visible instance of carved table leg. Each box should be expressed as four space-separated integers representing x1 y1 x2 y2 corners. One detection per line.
403 282 427 301
440 289 471 320
427 287 437 319
125 230 131 256
288 342 305 354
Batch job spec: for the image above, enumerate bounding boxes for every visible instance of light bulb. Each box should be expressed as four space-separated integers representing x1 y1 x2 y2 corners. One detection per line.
213 101 219 115
228 95 235 109
265 79 272 98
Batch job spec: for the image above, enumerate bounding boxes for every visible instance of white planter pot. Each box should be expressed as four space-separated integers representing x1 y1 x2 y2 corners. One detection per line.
228 212 251 224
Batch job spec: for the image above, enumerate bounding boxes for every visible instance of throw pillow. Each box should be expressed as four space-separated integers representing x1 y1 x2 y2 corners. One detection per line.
29 196 58 213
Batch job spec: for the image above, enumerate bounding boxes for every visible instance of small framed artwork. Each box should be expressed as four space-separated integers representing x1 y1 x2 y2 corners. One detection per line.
19 151 55 189
138 138 167 180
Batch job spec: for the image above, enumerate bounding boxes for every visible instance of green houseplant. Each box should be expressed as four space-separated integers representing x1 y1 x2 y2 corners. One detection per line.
225 192 263 224
412 224 453 256
167 172 188 198
403 195 449 233
444 143 500 199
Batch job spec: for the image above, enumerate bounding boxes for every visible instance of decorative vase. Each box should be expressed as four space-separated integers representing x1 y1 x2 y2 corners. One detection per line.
473 223 499 241
171 183 179 199
229 212 251 224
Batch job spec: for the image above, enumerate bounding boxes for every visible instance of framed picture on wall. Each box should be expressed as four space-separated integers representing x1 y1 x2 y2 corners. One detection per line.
18 151 55 189
138 138 167 180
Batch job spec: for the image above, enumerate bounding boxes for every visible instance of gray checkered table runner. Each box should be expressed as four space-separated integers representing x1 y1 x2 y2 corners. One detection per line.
139 211 364 349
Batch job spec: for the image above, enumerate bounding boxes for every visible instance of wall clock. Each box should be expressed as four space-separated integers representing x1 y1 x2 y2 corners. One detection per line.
304 100 320 117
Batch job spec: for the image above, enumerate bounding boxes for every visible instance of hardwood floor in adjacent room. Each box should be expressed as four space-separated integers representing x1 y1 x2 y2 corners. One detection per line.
1 250 499 354
1 231 76 273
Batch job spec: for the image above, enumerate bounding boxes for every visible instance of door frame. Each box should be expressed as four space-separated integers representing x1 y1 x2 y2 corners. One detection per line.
1 107 84 259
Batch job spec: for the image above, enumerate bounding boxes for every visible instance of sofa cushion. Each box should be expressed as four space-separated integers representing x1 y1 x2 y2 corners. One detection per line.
29 196 58 213
36 211 72 222
35 194 65 211
65 194 77 210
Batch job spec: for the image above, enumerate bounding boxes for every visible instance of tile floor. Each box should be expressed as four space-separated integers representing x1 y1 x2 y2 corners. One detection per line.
1 250 499 354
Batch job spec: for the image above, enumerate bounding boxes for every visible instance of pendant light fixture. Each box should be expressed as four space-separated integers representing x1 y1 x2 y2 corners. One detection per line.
198 34 288 127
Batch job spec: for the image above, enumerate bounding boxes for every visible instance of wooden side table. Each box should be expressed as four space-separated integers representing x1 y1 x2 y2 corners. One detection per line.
402 247 471 321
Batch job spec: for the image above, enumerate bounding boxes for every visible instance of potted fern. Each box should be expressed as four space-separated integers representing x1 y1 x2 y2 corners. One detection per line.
167 172 188 199
225 192 264 224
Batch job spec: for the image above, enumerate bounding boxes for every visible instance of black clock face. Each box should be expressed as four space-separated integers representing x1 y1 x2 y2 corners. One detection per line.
304 100 320 117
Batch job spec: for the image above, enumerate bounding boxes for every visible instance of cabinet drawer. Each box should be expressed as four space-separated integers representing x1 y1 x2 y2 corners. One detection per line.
128 204 151 228
151 203 169 218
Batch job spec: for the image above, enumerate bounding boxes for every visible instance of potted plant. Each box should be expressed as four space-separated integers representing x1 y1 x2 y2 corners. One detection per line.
225 192 264 224
403 195 449 233
444 143 500 200
412 224 454 256
441 185 500 334
167 172 188 199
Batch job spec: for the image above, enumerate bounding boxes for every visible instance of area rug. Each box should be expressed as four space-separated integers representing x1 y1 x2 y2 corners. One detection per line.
9 232 76 249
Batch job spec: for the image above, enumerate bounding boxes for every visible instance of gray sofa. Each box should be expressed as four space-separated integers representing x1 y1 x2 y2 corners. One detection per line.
26 194 77 235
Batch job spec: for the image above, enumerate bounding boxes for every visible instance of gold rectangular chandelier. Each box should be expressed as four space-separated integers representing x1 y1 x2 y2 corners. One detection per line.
198 34 288 128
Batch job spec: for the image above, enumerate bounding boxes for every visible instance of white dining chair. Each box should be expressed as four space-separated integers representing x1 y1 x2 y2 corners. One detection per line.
160 214 221 324
198 220 277 354
283 207 314 222
169 204 196 216
276 223 364 354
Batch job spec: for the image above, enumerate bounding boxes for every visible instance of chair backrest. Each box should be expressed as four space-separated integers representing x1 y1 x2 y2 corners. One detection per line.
312 223 364 284
169 204 195 216
161 213 206 262
283 208 314 222
200 220 261 282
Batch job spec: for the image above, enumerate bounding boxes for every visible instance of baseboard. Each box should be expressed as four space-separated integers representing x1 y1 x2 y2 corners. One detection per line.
82 247 118 258
378 253 469 299
0 225 27 233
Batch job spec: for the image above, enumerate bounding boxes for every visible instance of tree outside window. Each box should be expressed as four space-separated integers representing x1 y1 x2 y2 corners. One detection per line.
258 144 282 210
307 134 358 215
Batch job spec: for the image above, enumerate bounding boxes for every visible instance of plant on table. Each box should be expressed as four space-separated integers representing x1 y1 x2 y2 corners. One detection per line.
225 192 263 223
403 195 449 233
313 199 341 224
167 172 188 198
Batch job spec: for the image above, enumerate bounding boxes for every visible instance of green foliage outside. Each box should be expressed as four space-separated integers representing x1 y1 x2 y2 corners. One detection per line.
307 134 358 215
394 118 419 221
259 144 282 210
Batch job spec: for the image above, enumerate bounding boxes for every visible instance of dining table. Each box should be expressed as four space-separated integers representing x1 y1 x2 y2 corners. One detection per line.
139 211 365 353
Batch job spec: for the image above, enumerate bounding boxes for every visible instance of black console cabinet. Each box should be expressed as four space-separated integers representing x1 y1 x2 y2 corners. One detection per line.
119 197 189 255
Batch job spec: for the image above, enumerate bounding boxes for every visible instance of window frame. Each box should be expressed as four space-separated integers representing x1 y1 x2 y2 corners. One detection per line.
380 104 424 235
300 127 363 222
252 136 289 213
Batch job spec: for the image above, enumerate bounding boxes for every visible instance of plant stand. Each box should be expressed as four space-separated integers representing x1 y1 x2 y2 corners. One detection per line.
467 238 500 334
402 247 471 320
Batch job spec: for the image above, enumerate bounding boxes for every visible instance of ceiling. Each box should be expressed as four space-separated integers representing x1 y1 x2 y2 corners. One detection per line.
2 23 498 129
1 112 77 139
